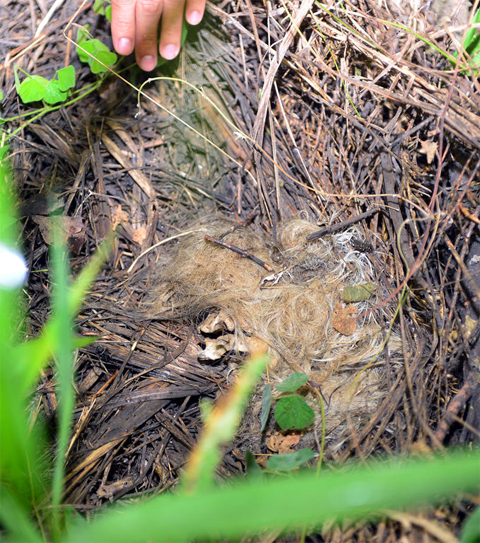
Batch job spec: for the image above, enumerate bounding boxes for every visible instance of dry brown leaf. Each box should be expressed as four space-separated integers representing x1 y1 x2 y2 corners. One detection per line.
32 215 86 255
266 432 300 453
132 226 148 245
420 139 438 164
331 301 357 335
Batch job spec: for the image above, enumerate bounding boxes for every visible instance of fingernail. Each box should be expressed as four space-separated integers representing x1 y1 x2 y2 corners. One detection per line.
187 10 202 25
140 55 156 71
162 44 179 60
117 37 133 55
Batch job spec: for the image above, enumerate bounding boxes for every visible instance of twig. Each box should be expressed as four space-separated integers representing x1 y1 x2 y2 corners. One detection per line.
306 207 380 240
204 235 274 272
35 0 68 37
433 376 475 445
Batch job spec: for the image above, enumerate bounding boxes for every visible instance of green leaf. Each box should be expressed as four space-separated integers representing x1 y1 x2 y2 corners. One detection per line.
50 218 75 520
342 282 376 302
18 75 49 103
0 144 9 161
0 484 43 543
77 38 106 63
12 234 113 393
266 448 315 471
93 0 105 15
76 38 99 62
464 8 480 54
44 80 68 105
276 372 309 393
57 65 76 92
181 353 268 493
76 25 90 46
260 383 272 431
77 39 117 73
74 335 98 349
105 4 112 21
461 506 480 543
245 450 263 478
199 397 213 422
0 91 3 100
275 395 315 430
89 49 117 74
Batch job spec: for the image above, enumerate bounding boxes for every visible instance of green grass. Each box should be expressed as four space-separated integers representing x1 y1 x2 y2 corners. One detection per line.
0 156 479 542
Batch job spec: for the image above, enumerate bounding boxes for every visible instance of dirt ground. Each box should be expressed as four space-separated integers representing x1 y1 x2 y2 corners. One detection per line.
1 0 480 540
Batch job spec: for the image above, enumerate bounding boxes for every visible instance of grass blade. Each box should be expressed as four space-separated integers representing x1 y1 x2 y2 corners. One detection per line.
181 352 268 493
50 217 75 530
66 450 479 543
0 485 43 543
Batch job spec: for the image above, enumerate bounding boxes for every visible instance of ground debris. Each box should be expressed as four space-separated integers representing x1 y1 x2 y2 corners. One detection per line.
3 0 479 537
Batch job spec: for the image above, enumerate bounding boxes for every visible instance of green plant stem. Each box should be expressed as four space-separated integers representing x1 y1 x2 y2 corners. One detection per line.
315 389 326 476
2 81 102 139
377 18 463 66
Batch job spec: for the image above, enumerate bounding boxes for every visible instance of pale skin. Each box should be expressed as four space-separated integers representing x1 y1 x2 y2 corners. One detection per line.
110 0 206 71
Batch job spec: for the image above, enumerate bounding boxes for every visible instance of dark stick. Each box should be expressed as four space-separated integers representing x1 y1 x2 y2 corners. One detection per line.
306 207 381 241
433 376 475 445
204 235 275 272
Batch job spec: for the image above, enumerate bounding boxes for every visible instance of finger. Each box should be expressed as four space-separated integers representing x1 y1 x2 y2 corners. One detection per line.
111 0 136 56
158 0 185 60
135 0 164 71
184 0 205 26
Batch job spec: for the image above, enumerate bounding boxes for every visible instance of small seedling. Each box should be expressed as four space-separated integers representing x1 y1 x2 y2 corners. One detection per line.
274 395 315 431
14 65 76 105
259 372 315 472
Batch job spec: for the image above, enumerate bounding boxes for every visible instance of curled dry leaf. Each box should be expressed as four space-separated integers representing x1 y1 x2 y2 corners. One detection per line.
266 432 300 454
331 301 358 336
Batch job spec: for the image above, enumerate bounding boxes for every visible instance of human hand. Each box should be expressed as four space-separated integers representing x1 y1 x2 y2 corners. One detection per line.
110 0 206 71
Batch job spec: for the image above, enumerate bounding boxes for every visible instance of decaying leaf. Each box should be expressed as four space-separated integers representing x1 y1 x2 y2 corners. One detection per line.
32 215 86 255
342 283 376 303
331 301 357 335
266 432 300 454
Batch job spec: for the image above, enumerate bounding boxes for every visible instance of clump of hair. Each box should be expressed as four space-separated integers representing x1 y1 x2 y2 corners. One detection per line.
148 217 401 451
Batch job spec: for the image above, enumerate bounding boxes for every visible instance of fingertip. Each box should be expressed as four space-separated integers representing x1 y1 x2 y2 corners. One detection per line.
115 37 134 55
186 9 202 25
139 55 157 71
160 44 180 60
